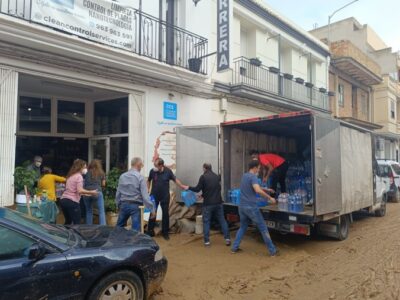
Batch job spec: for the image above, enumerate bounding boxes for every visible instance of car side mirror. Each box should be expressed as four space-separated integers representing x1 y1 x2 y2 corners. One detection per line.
28 243 46 261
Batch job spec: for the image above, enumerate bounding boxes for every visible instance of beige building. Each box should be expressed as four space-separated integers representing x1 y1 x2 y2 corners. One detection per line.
311 18 400 160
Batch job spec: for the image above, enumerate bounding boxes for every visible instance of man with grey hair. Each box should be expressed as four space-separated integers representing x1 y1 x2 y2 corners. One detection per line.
116 157 155 231
26 155 43 185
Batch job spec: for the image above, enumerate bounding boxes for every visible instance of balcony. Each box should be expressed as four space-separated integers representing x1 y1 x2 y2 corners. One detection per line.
1 0 208 74
230 57 329 111
330 40 381 85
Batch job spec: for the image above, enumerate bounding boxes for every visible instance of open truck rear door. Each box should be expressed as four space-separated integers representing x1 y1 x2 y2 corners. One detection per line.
176 126 219 202
313 115 342 215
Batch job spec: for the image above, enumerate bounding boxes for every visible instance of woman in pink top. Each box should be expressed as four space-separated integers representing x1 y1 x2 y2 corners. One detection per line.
60 159 98 225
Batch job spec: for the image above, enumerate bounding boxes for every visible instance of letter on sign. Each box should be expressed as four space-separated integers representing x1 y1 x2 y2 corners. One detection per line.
217 0 229 72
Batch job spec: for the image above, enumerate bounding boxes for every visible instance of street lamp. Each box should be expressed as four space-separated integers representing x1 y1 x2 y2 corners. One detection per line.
327 0 359 47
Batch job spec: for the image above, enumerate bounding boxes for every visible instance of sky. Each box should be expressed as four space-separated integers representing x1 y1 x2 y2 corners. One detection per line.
264 0 400 52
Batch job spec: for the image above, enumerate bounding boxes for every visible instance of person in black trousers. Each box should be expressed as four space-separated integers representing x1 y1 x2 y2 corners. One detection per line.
147 158 186 240
187 163 231 247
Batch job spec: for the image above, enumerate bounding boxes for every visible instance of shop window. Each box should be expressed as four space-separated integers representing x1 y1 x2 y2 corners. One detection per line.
94 98 128 135
18 96 51 132
338 84 344 107
57 101 85 134
110 137 128 171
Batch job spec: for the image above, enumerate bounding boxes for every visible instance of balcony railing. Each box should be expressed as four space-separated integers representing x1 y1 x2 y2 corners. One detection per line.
233 57 329 110
1 0 208 74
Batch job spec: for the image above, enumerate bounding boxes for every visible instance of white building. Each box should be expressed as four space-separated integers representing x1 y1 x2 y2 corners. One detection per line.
0 0 330 206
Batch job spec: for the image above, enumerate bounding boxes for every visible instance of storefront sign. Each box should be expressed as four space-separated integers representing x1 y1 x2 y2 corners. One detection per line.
163 102 177 120
217 0 230 72
31 0 135 51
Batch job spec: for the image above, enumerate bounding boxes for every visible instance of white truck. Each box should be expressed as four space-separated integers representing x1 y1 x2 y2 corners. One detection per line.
176 111 388 240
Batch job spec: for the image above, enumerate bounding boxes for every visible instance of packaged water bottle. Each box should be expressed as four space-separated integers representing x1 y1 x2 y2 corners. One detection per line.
296 194 304 212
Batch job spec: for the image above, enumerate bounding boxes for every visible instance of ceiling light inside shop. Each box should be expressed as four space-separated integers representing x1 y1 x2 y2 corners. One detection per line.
27 108 32 111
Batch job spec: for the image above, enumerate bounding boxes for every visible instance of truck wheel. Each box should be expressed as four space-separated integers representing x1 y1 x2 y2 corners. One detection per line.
87 270 144 300
337 215 349 241
375 198 387 217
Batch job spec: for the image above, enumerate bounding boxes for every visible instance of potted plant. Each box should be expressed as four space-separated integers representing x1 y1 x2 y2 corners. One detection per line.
319 87 327 93
305 82 314 88
14 166 37 204
188 58 202 73
104 168 122 226
269 66 280 74
249 57 262 67
283 73 294 80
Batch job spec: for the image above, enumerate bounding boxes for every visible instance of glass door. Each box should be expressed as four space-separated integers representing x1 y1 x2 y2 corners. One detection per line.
89 137 110 173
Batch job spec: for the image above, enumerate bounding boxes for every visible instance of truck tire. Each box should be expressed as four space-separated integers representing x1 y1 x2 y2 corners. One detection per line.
337 215 350 241
375 198 387 217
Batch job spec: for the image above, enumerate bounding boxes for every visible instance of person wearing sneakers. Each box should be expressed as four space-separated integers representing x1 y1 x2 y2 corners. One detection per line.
231 160 277 256
186 163 231 247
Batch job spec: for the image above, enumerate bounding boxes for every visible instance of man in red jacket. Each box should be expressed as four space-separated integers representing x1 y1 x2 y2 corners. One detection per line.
250 150 288 193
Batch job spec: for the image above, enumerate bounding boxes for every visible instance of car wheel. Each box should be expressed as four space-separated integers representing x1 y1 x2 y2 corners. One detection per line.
87 270 144 300
375 198 387 217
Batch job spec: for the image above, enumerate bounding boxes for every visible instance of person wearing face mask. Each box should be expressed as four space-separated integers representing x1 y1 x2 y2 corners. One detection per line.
147 158 186 240
27 155 43 185
60 159 98 225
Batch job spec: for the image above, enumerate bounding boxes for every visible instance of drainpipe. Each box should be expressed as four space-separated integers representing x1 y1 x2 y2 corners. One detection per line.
369 86 373 123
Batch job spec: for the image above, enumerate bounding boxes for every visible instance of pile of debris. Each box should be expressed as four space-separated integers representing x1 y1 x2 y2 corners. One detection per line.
148 193 202 236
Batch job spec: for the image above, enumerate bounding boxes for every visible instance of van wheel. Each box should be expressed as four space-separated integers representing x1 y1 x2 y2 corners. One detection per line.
337 215 349 241
375 198 387 217
87 270 144 300
393 190 400 203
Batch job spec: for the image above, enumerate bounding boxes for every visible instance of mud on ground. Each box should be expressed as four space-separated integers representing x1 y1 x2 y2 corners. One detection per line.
152 203 400 300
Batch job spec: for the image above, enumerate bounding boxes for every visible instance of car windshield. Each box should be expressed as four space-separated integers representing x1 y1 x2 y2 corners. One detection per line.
391 164 400 176
1 209 73 246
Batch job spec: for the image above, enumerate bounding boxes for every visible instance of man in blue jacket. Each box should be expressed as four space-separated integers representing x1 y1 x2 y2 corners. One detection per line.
231 160 277 256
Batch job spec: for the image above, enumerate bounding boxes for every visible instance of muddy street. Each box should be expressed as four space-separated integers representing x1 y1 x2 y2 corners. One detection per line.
153 203 400 300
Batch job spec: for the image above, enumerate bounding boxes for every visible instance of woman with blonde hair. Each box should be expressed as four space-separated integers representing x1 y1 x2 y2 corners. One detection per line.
83 159 106 225
60 159 98 225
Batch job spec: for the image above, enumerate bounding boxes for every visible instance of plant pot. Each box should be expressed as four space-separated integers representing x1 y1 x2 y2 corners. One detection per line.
106 212 118 226
305 82 314 88
295 77 305 84
319 87 327 93
188 58 202 73
249 58 262 67
16 194 27 204
269 66 280 74
283 73 293 80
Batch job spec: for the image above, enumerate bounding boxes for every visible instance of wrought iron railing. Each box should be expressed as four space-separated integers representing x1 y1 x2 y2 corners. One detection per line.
1 0 208 74
233 57 329 110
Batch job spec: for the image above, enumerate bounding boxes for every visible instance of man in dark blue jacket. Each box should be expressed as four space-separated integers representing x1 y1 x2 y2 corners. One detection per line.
188 163 230 247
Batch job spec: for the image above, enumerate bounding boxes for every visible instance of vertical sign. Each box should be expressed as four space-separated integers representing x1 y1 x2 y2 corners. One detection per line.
217 0 230 72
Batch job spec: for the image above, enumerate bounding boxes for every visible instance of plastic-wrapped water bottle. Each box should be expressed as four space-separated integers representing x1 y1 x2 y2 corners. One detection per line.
278 193 288 211
296 194 304 212
288 194 294 212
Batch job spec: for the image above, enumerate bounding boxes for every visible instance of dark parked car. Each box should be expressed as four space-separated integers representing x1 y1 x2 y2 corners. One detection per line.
0 208 167 300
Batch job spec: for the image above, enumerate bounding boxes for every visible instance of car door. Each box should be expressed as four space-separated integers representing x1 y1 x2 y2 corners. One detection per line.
0 225 75 300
